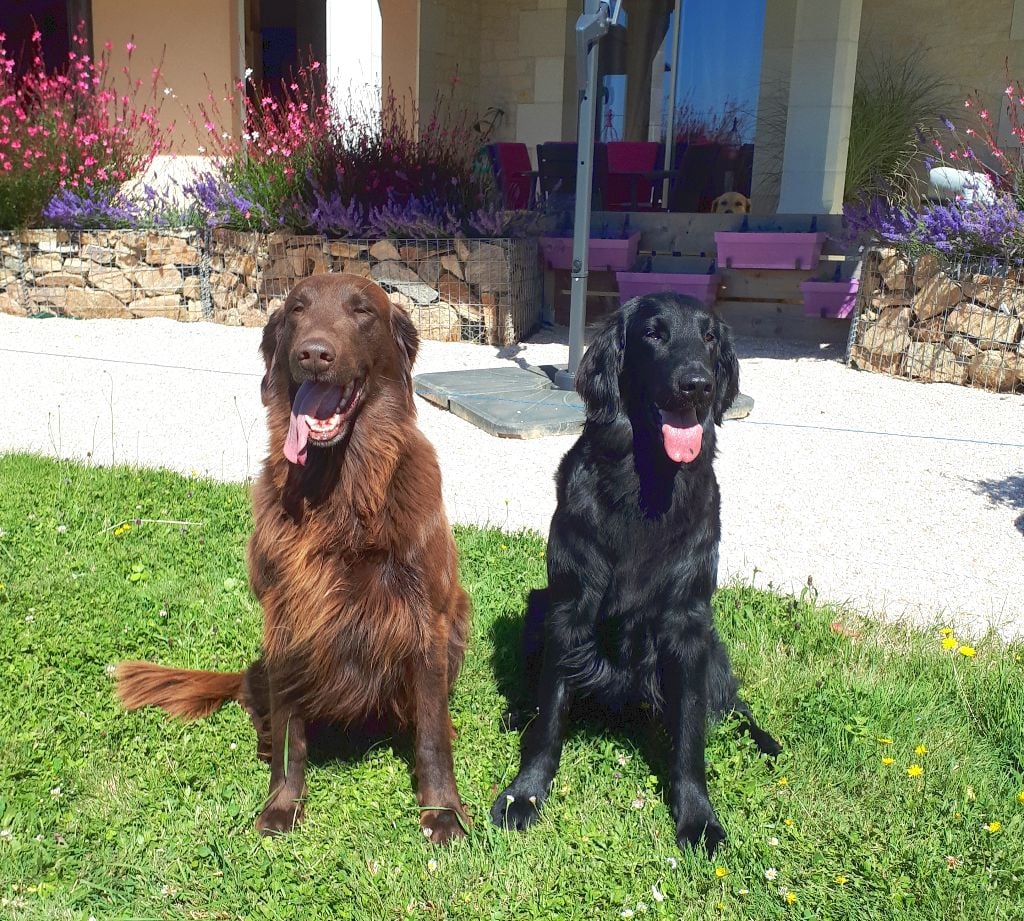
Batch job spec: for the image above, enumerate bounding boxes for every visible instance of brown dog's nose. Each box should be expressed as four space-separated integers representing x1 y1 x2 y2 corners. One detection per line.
297 340 335 376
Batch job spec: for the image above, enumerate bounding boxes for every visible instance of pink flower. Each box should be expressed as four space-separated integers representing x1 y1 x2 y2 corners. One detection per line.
125 41 136 53
32 30 42 42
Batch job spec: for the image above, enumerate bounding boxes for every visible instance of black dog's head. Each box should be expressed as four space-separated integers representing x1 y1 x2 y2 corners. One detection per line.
575 294 739 464
259 273 418 466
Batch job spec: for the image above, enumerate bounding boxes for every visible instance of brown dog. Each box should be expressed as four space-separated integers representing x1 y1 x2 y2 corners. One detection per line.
711 191 751 214
116 275 470 843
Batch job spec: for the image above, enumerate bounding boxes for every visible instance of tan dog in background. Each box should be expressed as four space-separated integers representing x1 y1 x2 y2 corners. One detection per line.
712 191 751 214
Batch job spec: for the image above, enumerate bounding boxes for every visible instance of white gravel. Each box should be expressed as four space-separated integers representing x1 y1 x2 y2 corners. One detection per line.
1 313 1022 638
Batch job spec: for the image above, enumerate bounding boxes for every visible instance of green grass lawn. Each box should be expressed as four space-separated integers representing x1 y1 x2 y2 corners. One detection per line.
0 453 1022 920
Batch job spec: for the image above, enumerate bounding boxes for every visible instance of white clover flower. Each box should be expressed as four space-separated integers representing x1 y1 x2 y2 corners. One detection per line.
764 867 778 881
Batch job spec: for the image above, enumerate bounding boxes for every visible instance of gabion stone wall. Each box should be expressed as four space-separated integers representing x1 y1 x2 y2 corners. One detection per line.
0 230 542 346
848 249 1024 393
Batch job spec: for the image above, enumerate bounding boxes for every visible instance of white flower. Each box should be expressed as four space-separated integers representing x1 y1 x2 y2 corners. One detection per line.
666 857 678 870
636 902 648 912
197 146 206 154
738 888 749 896
768 836 780 847
229 742 237 751
651 884 664 903
426 858 438 873
244 67 253 80
25 615 34 624
764 867 778 881
620 911 634 919
368 860 381 875
163 87 172 95
50 786 61 797
616 752 631 766
0 829 12 840
56 524 67 534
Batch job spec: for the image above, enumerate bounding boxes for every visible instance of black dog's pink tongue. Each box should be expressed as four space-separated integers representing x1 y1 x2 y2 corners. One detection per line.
660 407 703 464
283 382 341 466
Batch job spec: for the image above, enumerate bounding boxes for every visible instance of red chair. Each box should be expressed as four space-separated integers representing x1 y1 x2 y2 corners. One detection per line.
486 143 538 209
605 141 662 210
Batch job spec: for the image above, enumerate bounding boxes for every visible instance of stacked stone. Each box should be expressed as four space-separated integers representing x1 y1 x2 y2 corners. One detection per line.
851 250 1024 393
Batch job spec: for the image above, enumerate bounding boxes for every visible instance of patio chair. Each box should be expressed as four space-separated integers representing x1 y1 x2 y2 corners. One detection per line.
604 141 664 210
536 141 608 212
486 143 539 210
667 141 722 212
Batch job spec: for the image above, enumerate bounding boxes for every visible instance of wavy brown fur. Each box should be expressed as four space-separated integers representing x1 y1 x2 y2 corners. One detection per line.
116 275 470 842
115 662 244 719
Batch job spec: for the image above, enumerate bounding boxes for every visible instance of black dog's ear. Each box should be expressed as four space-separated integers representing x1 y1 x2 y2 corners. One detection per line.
713 317 739 425
390 301 419 375
259 308 287 406
575 306 628 422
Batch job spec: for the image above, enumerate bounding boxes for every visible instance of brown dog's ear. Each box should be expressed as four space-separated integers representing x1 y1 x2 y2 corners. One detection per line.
742 197 751 214
390 302 419 374
259 308 286 406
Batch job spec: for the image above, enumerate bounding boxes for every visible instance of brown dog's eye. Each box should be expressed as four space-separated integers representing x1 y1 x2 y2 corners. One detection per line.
703 330 716 343
291 302 304 315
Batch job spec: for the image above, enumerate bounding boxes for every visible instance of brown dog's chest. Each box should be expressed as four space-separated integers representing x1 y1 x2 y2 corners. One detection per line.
246 503 427 721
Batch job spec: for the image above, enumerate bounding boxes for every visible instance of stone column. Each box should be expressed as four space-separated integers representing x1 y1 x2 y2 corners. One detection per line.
776 0 862 214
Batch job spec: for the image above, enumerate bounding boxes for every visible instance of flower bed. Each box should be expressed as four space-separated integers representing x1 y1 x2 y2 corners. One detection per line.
0 229 542 344
847 250 1024 392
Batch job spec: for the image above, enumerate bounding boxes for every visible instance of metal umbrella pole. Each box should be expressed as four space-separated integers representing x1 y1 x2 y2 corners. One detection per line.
554 0 622 391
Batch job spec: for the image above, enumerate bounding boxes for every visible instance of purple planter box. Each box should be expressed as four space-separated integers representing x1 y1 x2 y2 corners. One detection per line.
800 278 859 319
715 231 828 270
616 270 720 306
540 232 641 272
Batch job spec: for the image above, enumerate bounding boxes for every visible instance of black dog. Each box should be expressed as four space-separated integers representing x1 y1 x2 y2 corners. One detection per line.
491 294 780 855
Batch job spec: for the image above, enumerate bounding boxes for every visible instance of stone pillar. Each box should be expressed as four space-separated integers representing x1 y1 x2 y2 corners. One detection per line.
776 0 862 214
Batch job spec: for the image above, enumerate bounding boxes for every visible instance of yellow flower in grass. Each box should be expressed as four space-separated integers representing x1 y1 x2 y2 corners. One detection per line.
835 875 849 886
785 891 797 904
985 821 1002 834
1017 790 1024 805
958 645 976 658
877 737 893 745
940 627 954 637
783 818 795 827
942 637 958 650
915 744 929 756
907 764 923 777
715 867 729 879
882 757 895 766
777 777 789 787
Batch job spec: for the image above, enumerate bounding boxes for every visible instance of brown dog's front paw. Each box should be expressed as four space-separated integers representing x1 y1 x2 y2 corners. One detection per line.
256 798 305 836
420 806 468 845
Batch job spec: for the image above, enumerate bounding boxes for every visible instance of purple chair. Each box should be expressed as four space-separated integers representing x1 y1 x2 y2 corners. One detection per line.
486 143 538 209
605 141 662 210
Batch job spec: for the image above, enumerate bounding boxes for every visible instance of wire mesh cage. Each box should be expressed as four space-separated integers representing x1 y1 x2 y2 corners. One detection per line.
0 228 205 322
847 249 1024 393
1 229 543 345
325 237 542 346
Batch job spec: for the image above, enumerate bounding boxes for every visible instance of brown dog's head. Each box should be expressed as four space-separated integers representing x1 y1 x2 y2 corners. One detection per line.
711 191 751 214
259 274 419 466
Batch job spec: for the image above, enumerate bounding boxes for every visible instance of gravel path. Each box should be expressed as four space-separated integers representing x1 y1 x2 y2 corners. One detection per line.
1 313 1022 638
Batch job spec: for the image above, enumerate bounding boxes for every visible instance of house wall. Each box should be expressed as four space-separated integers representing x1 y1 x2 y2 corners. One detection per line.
91 0 242 151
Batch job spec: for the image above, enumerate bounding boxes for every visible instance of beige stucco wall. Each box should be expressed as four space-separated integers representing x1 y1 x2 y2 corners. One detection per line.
91 0 242 152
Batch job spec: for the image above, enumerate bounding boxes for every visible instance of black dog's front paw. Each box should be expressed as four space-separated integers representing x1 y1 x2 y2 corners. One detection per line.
675 810 726 856
490 783 546 831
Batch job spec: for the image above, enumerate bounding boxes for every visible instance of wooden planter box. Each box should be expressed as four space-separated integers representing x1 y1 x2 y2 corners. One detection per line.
715 231 828 270
540 232 641 272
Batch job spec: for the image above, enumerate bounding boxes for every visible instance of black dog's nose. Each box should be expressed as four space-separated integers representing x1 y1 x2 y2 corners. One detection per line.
680 374 713 397
297 340 335 375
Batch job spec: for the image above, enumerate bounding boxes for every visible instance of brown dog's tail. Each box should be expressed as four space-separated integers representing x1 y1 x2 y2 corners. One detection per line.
115 662 245 719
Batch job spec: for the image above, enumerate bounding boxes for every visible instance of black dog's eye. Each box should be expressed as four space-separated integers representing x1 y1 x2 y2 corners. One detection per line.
644 326 665 341
703 330 716 344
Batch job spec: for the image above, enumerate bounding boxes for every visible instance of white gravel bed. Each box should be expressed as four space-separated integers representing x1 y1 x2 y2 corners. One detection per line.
1 313 1021 638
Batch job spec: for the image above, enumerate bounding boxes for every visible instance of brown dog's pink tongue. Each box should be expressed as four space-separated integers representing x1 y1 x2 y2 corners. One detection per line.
660 407 703 464
283 382 342 466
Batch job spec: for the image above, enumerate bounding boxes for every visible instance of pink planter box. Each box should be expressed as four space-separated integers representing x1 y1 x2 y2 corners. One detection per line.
540 232 641 272
616 270 720 306
715 231 828 270
800 278 859 319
